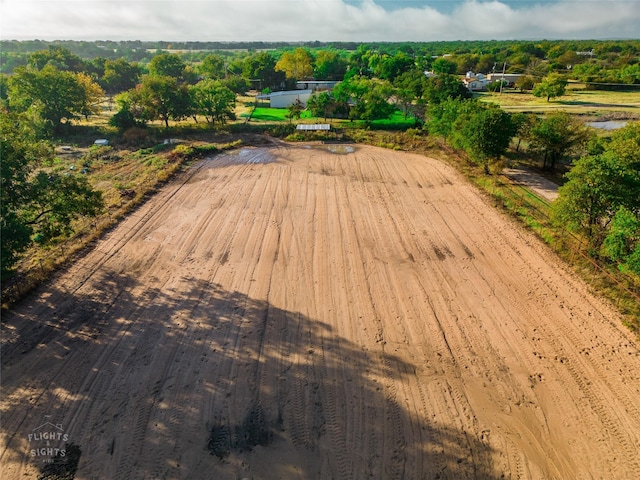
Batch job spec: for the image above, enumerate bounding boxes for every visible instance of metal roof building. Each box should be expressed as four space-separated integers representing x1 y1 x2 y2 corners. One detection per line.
256 89 313 109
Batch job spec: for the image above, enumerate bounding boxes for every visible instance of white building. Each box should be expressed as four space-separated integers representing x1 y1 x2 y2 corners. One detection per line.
256 89 313 109
463 71 489 91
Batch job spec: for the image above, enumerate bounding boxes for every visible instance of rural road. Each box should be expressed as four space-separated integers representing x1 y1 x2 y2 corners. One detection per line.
503 167 559 202
2 144 639 479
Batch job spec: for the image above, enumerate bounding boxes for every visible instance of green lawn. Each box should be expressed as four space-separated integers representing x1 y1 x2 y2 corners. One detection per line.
242 107 416 129
370 110 417 128
241 107 314 122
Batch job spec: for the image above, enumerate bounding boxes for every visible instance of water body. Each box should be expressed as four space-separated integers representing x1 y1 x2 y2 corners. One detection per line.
304 144 357 155
586 120 628 130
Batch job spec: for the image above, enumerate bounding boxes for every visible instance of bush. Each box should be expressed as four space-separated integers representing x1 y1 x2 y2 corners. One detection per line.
267 123 296 137
109 108 138 131
195 144 219 155
404 127 425 137
167 144 196 162
123 127 149 144
285 133 307 142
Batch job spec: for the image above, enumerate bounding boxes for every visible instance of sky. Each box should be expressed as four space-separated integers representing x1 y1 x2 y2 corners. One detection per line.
1 0 639 42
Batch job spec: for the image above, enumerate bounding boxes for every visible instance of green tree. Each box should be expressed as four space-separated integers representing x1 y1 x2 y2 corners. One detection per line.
458 106 516 173
313 50 348 81
393 69 429 121
552 152 640 245
76 71 105 120
86 56 107 80
605 121 640 168
475 54 497 74
220 76 251 95
428 98 480 142
275 48 314 80
148 53 187 80
532 73 568 101
528 111 592 171
552 124 640 247
346 45 374 78
29 46 85 72
452 53 479 75
515 75 535 92
424 73 471 106
307 91 348 120
1 111 104 279
429 98 516 172
131 75 191 127
101 58 141 94
307 91 331 120
0 75 9 105
286 99 304 123
432 57 458 75
109 105 138 132
602 207 640 275
190 79 236 125
199 54 226 80
511 112 536 152
8 65 102 132
337 76 395 125
375 52 414 82
242 52 285 91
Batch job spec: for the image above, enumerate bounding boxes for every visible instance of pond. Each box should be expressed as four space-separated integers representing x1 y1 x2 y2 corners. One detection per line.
304 144 357 155
586 120 628 130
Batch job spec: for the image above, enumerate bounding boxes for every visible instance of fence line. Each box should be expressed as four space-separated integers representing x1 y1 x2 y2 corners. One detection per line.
492 174 640 314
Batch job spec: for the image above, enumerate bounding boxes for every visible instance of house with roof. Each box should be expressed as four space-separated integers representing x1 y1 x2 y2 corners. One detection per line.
463 71 489 91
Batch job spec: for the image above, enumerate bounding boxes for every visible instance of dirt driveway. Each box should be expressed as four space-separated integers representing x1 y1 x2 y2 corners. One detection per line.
2 144 639 479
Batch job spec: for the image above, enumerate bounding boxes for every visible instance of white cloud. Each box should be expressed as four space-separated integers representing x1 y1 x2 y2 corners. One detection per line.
1 0 638 41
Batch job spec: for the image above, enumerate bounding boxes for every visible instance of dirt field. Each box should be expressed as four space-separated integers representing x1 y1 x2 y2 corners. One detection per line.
2 144 640 479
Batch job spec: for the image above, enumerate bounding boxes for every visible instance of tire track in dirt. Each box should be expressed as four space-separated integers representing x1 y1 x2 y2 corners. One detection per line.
2 150 272 478
458 182 640 475
2 144 639 480
416 163 640 477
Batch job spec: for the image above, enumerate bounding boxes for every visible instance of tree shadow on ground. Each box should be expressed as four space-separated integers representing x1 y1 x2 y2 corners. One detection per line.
2 268 503 479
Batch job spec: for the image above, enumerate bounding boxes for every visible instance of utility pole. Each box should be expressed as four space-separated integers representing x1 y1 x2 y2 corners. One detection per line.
499 62 506 94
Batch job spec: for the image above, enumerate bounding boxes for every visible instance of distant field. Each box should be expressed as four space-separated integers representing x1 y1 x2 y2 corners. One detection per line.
478 85 640 116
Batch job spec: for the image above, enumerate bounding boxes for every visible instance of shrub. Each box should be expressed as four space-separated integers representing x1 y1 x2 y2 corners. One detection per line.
195 144 219 155
166 144 196 162
109 108 138 132
267 123 296 137
123 127 149 144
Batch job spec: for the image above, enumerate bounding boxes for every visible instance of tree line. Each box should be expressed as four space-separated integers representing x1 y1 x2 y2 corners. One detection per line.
3 39 639 86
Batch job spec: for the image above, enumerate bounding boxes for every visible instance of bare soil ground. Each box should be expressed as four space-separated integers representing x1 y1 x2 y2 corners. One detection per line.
2 144 640 479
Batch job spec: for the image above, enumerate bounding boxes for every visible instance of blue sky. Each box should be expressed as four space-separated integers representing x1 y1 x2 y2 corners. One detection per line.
1 0 639 41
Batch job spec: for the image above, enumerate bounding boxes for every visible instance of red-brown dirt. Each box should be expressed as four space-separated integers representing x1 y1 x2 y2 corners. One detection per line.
2 144 639 479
